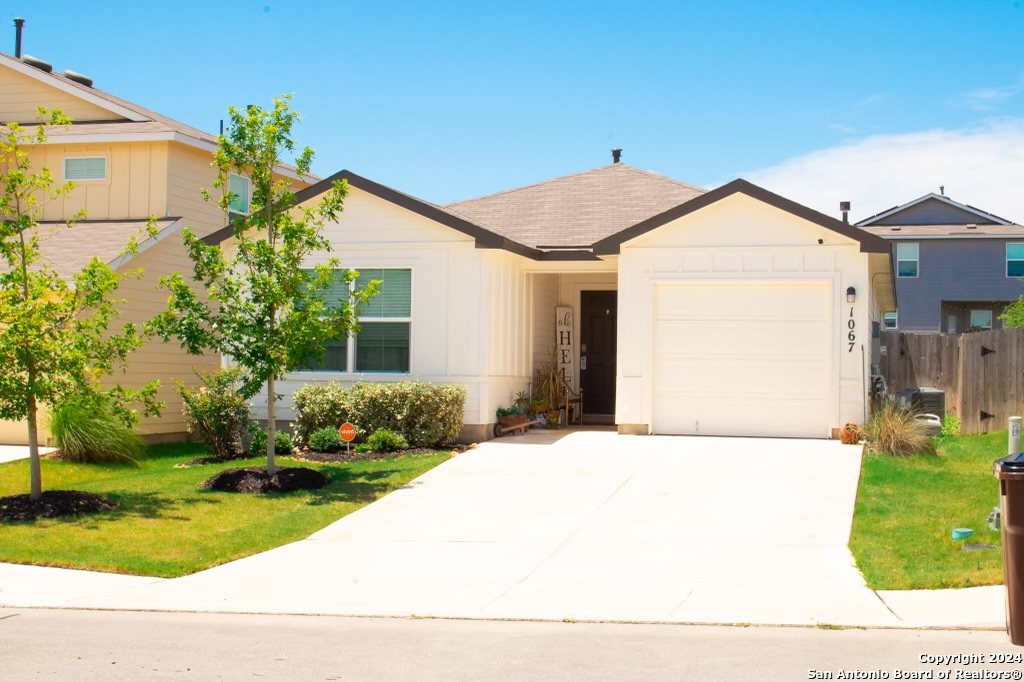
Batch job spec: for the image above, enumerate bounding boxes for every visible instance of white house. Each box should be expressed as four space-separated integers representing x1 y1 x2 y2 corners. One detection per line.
208 159 895 441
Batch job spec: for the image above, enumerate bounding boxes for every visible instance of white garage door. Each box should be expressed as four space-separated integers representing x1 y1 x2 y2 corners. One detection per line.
652 281 833 438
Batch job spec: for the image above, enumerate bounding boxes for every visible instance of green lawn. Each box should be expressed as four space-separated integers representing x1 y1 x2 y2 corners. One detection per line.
0 443 449 577
849 431 1005 590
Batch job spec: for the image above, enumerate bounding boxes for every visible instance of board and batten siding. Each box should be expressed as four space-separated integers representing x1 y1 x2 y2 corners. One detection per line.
891 238 1024 332
38 142 169 222
0 64 122 123
110 235 220 437
258 185 525 436
530 273 559 377
616 193 873 433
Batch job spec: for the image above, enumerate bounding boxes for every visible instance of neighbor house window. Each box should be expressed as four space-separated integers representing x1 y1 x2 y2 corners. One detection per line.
297 268 412 373
1007 244 1024 277
896 242 918 278
228 173 250 216
883 312 897 330
970 309 993 329
354 268 411 372
63 156 106 181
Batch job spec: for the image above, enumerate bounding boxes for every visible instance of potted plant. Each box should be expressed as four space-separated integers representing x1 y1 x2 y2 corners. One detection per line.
529 398 553 417
496 406 529 428
839 422 862 445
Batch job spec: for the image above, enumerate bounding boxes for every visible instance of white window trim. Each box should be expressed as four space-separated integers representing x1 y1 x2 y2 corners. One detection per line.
883 311 898 330
896 242 919 279
970 309 993 330
351 268 413 374
63 155 107 182
1007 243 1024 278
292 267 413 374
228 172 251 216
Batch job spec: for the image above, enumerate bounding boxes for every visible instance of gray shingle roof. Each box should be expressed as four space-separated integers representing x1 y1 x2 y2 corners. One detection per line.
26 218 181 279
444 163 707 249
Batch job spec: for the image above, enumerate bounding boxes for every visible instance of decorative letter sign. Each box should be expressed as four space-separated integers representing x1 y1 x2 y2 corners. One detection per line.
556 306 575 391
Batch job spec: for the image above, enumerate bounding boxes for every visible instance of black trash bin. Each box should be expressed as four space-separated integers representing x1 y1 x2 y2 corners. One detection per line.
995 452 1024 645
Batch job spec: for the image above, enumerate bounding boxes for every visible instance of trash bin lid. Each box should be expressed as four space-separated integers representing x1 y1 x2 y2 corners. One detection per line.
995 452 1024 472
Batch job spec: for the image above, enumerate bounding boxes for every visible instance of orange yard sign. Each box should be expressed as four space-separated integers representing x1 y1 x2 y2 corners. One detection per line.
338 422 357 442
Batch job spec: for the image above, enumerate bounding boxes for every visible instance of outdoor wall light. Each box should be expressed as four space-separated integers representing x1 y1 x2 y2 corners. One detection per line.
846 286 856 303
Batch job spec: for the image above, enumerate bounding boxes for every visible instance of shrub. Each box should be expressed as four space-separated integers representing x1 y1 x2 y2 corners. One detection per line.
178 368 251 458
366 429 408 452
864 404 936 457
250 428 294 455
308 427 343 452
293 381 466 447
291 381 348 443
48 396 146 465
354 443 371 454
940 413 962 438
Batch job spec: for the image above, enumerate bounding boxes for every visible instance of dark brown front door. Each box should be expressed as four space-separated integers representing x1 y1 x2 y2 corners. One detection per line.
580 291 617 416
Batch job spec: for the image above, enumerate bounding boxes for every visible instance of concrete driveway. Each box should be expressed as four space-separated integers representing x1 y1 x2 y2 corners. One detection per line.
17 430 908 626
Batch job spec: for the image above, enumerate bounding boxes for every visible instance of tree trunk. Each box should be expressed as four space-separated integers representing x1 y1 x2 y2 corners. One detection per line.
266 375 277 476
27 392 41 500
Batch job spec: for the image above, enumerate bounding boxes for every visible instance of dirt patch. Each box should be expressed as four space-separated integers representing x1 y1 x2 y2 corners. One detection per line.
175 451 257 468
0 490 118 523
200 466 330 493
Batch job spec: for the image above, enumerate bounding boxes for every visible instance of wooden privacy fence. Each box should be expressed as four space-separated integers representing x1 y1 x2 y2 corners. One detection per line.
879 328 1024 434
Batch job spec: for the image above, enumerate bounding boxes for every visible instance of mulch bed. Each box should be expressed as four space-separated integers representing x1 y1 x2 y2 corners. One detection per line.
0 490 118 523
200 466 331 494
291 446 451 463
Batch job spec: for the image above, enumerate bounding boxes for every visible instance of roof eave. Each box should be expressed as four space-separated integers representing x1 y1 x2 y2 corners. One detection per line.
592 179 891 255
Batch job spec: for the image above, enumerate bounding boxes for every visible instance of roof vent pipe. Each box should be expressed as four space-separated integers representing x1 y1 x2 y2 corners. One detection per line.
13 17 24 58
611 148 622 164
840 201 851 224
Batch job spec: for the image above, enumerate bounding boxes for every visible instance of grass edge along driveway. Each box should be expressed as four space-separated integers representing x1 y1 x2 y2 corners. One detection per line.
0 443 449 578
849 431 1004 590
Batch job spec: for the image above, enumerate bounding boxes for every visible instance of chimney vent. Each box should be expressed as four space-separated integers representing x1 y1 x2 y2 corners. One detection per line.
13 17 24 58
63 70 93 87
611 148 622 164
840 200 851 224
21 54 51 73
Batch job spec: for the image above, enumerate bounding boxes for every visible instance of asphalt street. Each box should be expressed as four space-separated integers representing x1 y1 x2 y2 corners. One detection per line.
1 608 1021 681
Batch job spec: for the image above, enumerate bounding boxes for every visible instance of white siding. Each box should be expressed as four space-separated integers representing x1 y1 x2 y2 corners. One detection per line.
262 185 526 431
617 193 872 432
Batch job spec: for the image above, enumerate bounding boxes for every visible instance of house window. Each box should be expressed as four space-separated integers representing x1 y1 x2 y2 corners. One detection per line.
1007 244 1024 277
970 309 993 330
228 173 250 216
298 268 412 373
896 243 918 278
63 156 106 181
354 268 411 373
883 312 897 330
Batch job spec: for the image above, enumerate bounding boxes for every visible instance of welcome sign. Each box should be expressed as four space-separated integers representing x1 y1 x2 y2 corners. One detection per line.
556 306 574 391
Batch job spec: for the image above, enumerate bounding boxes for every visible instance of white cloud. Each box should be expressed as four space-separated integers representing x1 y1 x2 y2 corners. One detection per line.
746 119 1024 224
962 82 1023 111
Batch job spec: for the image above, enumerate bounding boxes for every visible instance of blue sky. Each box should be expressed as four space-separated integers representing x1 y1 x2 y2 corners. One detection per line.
6 1 1024 219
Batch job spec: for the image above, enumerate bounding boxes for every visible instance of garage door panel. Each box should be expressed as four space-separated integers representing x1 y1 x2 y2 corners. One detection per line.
652 281 833 439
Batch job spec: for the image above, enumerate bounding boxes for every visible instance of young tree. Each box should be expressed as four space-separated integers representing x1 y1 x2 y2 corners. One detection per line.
0 109 161 500
1000 298 1024 328
151 96 374 475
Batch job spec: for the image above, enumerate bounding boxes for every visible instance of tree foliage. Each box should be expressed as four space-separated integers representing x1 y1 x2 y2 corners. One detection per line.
1000 297 1024 329
0 109 161 498
151 95 375 474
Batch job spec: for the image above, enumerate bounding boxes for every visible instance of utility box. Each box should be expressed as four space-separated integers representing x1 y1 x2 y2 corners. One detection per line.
897 387 946 420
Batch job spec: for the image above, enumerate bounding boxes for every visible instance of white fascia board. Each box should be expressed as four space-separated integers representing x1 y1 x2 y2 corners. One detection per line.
875 234 1024 240
0 54 148 122
859 193 1010 226
107 218 184 271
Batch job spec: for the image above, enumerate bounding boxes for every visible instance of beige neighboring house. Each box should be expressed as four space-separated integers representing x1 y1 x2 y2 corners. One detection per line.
0 51 311 444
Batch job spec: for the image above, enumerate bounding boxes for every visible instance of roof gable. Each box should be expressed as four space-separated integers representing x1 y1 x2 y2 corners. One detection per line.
592 179 890 255
856 193 1010 227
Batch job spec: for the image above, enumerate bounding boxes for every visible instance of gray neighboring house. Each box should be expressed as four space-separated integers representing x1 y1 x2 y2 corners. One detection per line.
856 192 1024 333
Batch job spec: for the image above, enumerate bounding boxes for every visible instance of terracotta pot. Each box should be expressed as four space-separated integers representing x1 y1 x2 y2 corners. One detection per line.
839 423 861 445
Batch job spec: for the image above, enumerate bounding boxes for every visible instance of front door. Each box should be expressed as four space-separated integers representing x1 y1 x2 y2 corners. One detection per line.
580 291 617 418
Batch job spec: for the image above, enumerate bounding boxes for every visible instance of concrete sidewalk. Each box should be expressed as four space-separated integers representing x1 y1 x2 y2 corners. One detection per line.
0 431 1007 629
